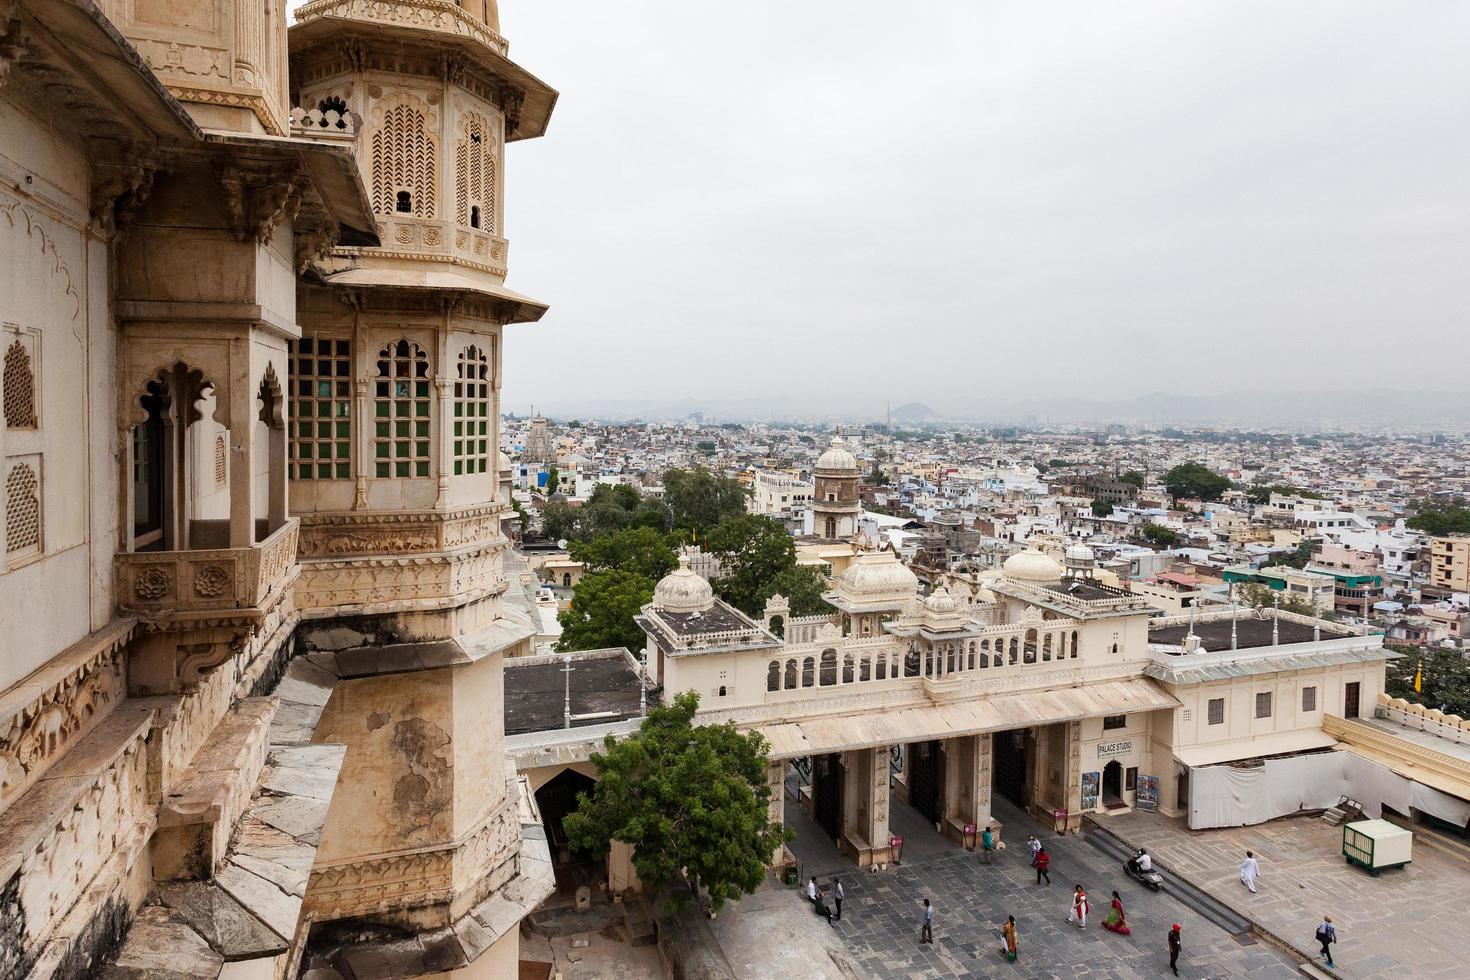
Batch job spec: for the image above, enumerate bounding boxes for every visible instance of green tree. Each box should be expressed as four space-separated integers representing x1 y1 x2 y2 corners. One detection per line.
1408 507 1470 536
765 564 831 618
1141 523 1178 547
542 500 579 543
570 526 678 581
1163 462 1230 503
1091 499 1114 517
563 691 790 913
705 514 800 616
545 465 560 495
1236 582 1320 617
1386 645 1470 717
664 467 748 539
1271 537 1318 570
557 569 654 652
697 440 717 454
1243 483 1326 505
1119 470 1145 488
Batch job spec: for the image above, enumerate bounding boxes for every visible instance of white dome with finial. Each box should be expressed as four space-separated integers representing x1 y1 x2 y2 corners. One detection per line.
816 434 858 473
923 587 959 615
834 551 919 601
653 554 714 613
1003 543 1064 583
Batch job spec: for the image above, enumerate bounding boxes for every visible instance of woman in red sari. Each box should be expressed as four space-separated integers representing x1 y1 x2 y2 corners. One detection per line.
1102 890 1131 935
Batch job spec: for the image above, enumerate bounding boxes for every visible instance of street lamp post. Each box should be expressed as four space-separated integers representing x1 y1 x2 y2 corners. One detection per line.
562 653 574 730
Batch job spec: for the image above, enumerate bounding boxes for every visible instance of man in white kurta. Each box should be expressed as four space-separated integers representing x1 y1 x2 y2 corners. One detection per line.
1239 851 1261 893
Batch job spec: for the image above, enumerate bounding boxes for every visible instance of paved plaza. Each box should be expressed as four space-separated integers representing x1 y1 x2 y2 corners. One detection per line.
1104 809 1466 979
779 793 1301 979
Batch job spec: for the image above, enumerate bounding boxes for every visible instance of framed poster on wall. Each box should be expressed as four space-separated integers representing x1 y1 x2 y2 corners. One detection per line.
1136 774 1160 812
1080 771 1100 811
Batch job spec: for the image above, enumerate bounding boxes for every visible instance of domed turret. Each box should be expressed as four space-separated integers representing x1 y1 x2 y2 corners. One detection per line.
923 587 959 615
653 554 714 613
1003 543 1064 583
1063 542 1097 579
835 551 919 602
815 435 858 474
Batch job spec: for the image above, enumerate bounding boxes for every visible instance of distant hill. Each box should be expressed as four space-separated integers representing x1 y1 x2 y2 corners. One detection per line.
890 402 940 422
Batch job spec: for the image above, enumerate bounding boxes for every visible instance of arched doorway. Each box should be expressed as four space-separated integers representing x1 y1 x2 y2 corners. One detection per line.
535 769 601 891
1102 760 1123 806
993 729 1028 808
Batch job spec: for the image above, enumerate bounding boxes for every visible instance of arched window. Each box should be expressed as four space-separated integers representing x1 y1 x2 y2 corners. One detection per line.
824 516 836 538
859 655 871 682
1042 633 1053 661
784 659 798 690
1072 631 1080 658
5 461 40 556
820 649 837 686
288 335 351 480
371 103 437 217
3 338 37 428
374 340 431 478
454 344 491 475
801 656 815 688
875 654 888 681
718 685 727 698
767 661 780 692
213 435 227 487
842 652 854 684
455 112 498 232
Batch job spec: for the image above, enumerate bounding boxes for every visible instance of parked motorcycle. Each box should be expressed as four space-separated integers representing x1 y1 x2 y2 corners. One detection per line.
1123 855 1164 892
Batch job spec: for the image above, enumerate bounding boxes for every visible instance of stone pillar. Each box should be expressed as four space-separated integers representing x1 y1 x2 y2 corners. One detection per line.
1064 720 1083 833
940 734 996 844
767 759 788 866
836 746 890 867
975 732 994 838
227 343 255 548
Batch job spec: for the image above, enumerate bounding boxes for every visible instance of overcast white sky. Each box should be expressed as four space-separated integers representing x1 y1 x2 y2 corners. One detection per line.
297 2 1470 417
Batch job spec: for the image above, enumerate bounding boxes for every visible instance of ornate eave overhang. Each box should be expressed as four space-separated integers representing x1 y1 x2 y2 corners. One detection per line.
288 7 558 142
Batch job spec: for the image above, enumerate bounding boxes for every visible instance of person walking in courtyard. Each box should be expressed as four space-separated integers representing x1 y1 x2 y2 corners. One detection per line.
981 826 995 863
1167 923 1182 976
1316 914 1337 967
1239 850 1262 893
1035 845 1051 885
1102 890 1131 935
1027 833 1041 867
1067 884 1089 929
1000 914 1018 962
831 876 844 921
921 898 934 944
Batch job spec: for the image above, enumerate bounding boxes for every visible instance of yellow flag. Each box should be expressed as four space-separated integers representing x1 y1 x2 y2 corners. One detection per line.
1414 662 1423 693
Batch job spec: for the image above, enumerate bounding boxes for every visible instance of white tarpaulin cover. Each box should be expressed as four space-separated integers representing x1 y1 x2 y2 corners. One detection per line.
1188 750 1470 830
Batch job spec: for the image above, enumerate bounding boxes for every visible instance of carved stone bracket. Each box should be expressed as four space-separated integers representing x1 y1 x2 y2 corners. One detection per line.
0 7 25 91
294 195 340 273
218 162 309 244
91 144 158 236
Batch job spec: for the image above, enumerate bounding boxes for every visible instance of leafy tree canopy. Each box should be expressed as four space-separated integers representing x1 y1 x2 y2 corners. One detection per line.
557 569 654 652
664 467 748 539
544 483 671 544
1141 523 1178 547
705 514 799 617
764 564 832 618
1119 470 1145 488
564 691 790 913
1243 483 1326 505
1386 645 1470 718
1408 507 1470 537
1091 499 1114 517
1236 581 1323 618
570 526 679 581
1163 461 1230 502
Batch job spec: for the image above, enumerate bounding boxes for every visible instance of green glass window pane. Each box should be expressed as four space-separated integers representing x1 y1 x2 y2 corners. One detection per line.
395 420 409 437
454 403 463 417
415 381 429 398
396 461 410 477
454 421 463 437
335 401 350 417
375 421 389 438
317 463 332 478
394 442 408 457
375 443 389 458
395 400 410 417
375 381 389 398
375 401 389 417
415 441 429 457
317 402 332 417
478 439 487 454
314 421 329 437
414 461 429 477
415 401 429 417
299 444 313 459
335 463 350 478
454 460 463 475
376 462 390 477
316 381 332 397
336 422 350 437
416 421 429 437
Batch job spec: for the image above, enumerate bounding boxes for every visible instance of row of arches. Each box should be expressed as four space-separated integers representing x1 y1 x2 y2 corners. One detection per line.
764 629 1082 693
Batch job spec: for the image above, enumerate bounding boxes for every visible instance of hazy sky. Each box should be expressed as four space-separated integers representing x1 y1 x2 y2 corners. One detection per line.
298 2 1470 417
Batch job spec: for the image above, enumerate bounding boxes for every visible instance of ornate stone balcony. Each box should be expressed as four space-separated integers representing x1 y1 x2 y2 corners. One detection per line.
114 518 300 629
339 215 509 278
295 0 512 56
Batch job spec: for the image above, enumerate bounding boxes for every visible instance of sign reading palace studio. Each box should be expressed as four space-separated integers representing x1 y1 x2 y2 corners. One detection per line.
1096 739 1134 760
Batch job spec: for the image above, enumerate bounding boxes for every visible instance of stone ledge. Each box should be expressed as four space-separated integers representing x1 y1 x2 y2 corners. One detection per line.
155 698 278 881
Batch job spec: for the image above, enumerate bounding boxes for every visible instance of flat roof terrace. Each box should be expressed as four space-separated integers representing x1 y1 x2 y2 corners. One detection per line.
1149 616 1353 652
504 649 649 736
